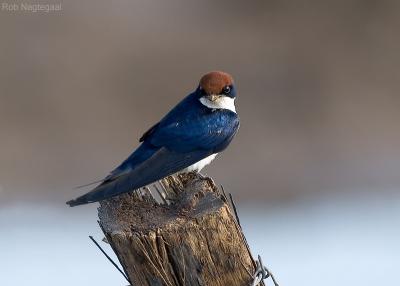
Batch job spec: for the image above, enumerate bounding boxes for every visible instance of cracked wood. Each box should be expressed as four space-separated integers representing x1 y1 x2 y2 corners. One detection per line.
98 173 260 286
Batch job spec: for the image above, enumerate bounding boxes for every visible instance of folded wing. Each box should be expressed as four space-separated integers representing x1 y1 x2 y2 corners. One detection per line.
66 147 211 206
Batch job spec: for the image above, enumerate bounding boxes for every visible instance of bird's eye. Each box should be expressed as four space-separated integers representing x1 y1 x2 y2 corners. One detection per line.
222 86 231 95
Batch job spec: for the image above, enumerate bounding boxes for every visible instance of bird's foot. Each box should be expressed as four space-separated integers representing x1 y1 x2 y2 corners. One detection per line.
196 172 207 179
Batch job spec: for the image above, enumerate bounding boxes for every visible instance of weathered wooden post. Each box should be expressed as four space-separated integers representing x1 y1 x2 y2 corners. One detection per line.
98 173 266 286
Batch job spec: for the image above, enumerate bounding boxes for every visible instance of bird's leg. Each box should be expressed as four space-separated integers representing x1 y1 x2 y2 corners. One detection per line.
196 172 206 179
195 172 217 188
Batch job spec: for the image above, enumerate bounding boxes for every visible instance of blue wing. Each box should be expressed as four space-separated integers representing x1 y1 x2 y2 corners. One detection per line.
66 93 239 206
149 109 239 152
66 145 211 206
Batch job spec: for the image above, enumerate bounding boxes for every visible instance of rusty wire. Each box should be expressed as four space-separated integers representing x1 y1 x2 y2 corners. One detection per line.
251 255 279 286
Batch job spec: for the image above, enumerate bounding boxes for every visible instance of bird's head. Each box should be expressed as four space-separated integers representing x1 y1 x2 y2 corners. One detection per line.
196 71 237 112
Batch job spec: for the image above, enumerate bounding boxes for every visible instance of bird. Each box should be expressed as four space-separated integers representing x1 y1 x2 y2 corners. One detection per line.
66 71 239 207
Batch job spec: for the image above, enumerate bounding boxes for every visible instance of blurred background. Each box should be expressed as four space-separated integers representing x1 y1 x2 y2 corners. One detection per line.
1 0 399 285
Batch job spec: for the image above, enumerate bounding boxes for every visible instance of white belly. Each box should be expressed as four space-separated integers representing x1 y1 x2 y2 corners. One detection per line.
182 153 218 172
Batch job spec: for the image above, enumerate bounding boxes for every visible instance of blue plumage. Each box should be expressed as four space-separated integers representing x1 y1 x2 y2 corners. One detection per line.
67 71 239 206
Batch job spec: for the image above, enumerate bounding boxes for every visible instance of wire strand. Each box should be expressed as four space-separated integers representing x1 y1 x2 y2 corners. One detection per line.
89 235 131 284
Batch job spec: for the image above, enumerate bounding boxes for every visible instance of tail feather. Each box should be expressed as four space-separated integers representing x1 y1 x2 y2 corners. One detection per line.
66 197 91 207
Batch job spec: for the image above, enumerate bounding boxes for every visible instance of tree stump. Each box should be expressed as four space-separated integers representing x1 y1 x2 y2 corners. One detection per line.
98 173 262 286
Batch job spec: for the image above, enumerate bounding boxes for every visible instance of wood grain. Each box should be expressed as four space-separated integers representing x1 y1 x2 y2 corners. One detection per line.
98 173 261 286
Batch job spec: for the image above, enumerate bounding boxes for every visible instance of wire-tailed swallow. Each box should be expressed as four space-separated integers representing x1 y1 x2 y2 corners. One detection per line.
67 71 239 206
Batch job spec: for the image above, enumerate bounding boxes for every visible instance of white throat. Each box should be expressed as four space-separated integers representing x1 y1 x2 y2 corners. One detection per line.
199 96 236 113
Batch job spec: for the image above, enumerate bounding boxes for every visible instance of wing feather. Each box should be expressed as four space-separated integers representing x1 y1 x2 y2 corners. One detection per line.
66 147 210 206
